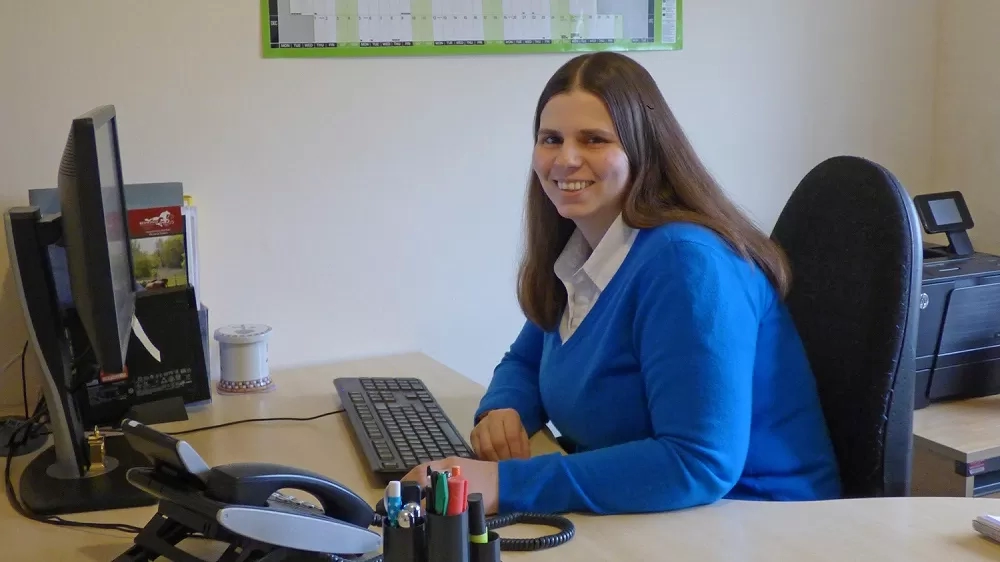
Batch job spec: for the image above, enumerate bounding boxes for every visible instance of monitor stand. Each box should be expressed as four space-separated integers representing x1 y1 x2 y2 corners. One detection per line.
5 207 156 516
19 433 155 516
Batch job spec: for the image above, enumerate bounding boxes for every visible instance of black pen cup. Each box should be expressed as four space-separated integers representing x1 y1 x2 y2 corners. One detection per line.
469 530 501 562
382 518 427 562
426 510 470 562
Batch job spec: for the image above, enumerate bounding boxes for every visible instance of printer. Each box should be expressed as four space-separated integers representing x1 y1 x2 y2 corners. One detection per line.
914 191 1000 409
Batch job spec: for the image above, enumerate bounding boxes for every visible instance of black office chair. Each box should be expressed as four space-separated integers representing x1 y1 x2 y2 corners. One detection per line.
770 155 923 498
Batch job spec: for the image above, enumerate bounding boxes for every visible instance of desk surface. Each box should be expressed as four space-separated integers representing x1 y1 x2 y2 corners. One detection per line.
914 394 1000 463
5 352 1000 561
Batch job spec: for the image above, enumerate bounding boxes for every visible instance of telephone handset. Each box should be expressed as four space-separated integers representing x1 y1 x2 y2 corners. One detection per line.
118 419 382 561
207 462 376 529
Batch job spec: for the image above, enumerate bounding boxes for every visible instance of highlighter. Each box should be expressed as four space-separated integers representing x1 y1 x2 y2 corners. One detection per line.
467 493 488 544
434 471 449 515
385 481 402 527
446 477 467 516
400 480 423 506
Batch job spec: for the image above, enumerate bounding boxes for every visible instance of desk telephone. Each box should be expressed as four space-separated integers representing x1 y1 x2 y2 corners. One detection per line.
115 418 381 561
114 419 574 562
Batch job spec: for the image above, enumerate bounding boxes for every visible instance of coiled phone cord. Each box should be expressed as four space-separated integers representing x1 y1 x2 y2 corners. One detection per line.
486 511 576 551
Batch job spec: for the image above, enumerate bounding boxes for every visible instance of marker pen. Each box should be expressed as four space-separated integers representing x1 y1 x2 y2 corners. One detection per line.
400 480 422 506
427 470 438 513
448 467 467 512
467 493 488 544
434 472 449 516
446 477 467 515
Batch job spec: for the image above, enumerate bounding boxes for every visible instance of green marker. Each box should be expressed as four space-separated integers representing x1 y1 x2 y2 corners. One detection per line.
434 471 449 515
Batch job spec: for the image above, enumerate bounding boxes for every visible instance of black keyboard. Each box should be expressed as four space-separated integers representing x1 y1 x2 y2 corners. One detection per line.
334 377 476 484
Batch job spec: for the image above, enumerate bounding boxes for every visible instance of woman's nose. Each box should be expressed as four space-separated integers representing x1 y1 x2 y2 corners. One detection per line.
554 143 582 168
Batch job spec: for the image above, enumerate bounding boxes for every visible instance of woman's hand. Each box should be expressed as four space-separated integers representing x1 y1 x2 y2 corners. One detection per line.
471 408 531 461
400 457 500 515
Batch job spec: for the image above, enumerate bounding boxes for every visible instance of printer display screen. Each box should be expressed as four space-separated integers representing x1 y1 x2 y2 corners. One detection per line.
929 198 963 227
914 191 974 235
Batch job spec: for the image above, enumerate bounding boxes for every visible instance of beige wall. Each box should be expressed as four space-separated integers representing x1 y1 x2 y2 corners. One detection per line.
930 0 1000 253
0 0 940 405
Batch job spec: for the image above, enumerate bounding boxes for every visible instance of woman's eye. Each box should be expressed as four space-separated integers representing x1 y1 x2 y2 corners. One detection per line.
587 136 607 144
540 136 560 145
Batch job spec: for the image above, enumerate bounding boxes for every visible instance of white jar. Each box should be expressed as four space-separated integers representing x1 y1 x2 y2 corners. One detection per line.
214 324 274 394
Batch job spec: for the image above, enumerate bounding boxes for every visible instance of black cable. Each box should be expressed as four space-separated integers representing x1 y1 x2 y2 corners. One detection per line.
487 511 576 551
4 346 141 533
4 339 351 542
167 409 346 436
19 339 28 420
5 366 344 536
4 413 143 534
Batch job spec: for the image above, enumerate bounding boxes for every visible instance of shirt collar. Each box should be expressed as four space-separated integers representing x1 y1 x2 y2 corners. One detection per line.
554 214 637 290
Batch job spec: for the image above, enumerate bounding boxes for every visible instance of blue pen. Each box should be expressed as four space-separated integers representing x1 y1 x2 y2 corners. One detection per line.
385 481 402 527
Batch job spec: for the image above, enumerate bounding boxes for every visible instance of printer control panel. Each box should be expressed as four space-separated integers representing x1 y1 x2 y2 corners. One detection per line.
923 252 1000 283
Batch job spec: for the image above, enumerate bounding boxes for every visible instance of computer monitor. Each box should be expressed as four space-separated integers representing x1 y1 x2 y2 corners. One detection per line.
4 105 155 516
58 105 136 376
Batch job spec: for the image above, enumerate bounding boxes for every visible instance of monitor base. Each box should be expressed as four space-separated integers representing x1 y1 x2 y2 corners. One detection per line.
0 416 48 457
20 434 157 516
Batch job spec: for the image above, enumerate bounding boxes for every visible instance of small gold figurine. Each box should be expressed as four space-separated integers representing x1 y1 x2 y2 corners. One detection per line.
87 425 106 471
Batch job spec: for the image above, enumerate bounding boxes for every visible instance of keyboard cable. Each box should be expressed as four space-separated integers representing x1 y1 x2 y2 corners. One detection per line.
166 409 346 436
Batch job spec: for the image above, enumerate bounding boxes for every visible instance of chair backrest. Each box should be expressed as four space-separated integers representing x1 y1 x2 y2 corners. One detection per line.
770 156 923 498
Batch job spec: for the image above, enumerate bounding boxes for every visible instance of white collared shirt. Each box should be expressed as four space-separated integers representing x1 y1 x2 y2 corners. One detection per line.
554 214 638 341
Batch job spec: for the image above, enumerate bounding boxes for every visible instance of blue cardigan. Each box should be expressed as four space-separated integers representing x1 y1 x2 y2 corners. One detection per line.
475 222 842 515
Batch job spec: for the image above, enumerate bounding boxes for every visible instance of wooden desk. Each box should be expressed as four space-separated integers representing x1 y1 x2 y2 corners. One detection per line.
5 352 1000 561
913 394 1000 498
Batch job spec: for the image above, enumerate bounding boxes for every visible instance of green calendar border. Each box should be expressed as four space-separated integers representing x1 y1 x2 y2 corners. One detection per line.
260 0 682 57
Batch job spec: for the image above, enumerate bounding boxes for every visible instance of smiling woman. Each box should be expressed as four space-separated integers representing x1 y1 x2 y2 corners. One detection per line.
403 52 843 517
519 52 794 331
532 90 632 247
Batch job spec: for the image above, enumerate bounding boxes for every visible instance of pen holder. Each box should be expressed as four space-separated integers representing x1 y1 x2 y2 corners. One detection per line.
382 519 427 562
469 530 501 562
426 510 469 562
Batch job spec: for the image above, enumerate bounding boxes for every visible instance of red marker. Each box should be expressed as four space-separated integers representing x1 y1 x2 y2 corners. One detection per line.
446 477 468 515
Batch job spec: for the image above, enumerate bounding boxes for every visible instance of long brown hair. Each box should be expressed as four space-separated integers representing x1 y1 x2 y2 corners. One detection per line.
517 52 791 331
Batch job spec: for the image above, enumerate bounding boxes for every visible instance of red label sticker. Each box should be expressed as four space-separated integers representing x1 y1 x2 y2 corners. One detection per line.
99 368 129 384
128 206 184 238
